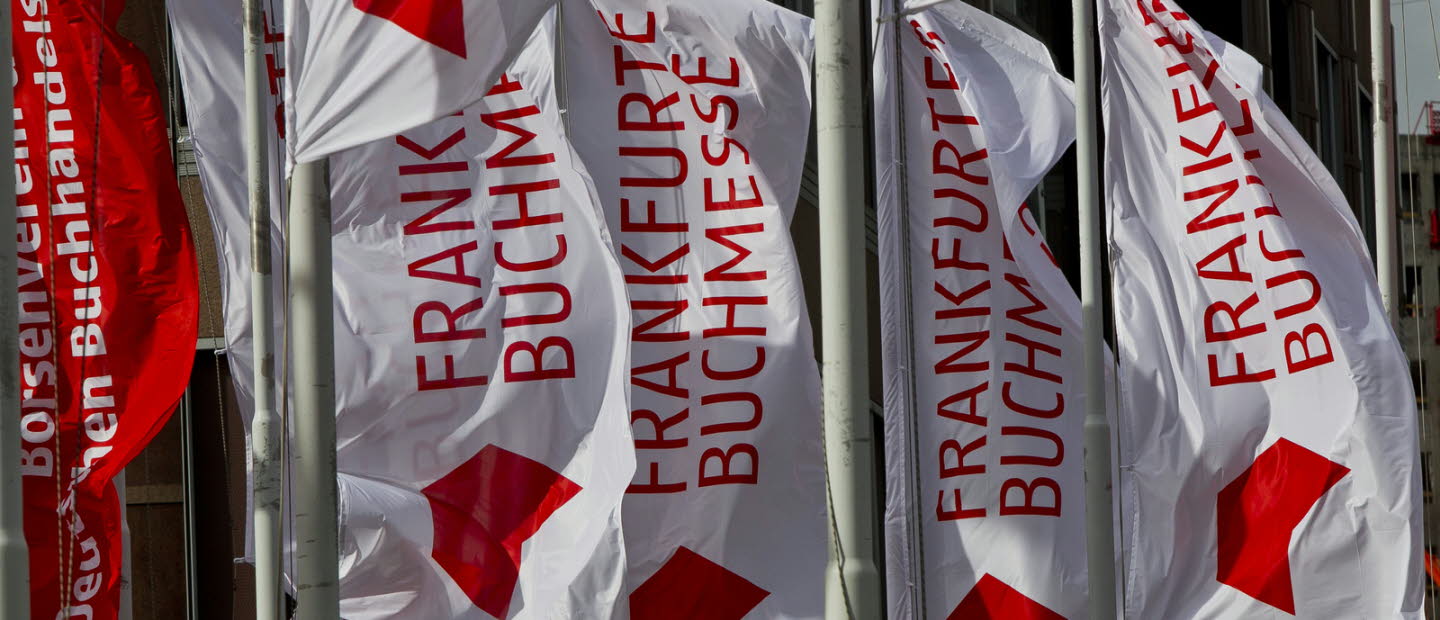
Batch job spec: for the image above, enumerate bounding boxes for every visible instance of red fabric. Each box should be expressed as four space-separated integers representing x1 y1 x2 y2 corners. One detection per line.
946 574 1066 620
14 0 199 617
1434 306 1440 346
1430 210 1439 249
351 0 467 58
1215 439 1350 614
630 547 770 620
423 445 581 619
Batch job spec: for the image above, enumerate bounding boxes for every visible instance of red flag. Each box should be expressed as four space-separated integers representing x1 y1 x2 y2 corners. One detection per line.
1424 552 1440 590
14 0 200 617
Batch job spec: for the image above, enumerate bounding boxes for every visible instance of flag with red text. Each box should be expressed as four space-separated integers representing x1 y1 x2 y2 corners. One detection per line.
283 0 554 162
327 19 635 618
172 3 636 615
1101 1 1422 616
561 0 824 616
15 0 200 617
872 1 1088 618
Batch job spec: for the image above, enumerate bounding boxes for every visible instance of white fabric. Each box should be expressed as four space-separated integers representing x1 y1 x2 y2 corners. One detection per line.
284 0 554 163
172 3 635 616
561 0 825 616
329 20 634 619
167 0 289 560
871 1 1087 618
1100 1 1423 617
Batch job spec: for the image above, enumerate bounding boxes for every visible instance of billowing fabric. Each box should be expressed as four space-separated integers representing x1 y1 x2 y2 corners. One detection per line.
561 0 825 616
167 0 288 560
15 0 200 618
871 1 1087 618
1100 1 1423 617
329 20 635 619
284 0 554 162
174 2 635 616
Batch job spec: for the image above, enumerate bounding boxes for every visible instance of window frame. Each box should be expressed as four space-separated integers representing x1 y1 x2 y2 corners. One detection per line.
1314 31 1344 176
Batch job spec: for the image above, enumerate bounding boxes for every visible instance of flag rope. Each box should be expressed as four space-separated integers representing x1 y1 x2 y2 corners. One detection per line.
887 3 930 616
33 0 68 612
159 15 179 618
1093 3 1133 610
260 0 298 591
68 0 113 611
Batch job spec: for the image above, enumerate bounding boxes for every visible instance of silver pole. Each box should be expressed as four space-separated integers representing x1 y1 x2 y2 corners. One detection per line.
244 0 285 616
1373 0 1397 320
288 160 338 620
0 0 30 612
1074 0 1118 617
117 473 132 620
180 390 200 620
814 0 881 617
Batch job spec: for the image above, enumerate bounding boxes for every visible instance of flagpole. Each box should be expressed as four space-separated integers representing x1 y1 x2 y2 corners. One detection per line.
244 0 284 617
1372 0 1397 319
1074 0 1118 617
815 0 882 617
0 0 31 611
289 159 339 620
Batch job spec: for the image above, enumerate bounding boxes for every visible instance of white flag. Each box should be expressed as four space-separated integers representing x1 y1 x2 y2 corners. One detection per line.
329 21 634 619
872 1 1088 618
1100 1 1423 617
172 4 635 616
562 0 825 615
284 0 554 162
167 0 290 560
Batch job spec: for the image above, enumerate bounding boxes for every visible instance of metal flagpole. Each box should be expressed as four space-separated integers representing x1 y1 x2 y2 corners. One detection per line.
289 159 339 620
0 0 31 612
117 473 133 620
244 0 285 616
1074 0 1118 617
1373 0 1397 320
814 0 882 617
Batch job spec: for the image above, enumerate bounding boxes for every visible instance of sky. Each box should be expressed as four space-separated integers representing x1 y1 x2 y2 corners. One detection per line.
1396 0 1440 134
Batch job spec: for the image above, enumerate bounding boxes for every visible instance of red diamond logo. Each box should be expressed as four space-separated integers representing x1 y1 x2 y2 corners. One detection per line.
947 574 1066 620
423 445 581 618
353 0 467 58
1216 438 1349 614
630 547 770 619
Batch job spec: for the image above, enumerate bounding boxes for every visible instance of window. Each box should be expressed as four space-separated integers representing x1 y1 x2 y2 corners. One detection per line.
1357 88 1375 246
1433 173 1440 213
1315 36 1343 176
1344 0 1360 51
1185 4 1244 48
1412 360 1428 409
1270 0 1295 115
994 0 1040 28
992 0 1065 53
1405 266 1422 317
1424 452 1434 503
165 37 199 178
1401 172 1421 219
768 0 812 15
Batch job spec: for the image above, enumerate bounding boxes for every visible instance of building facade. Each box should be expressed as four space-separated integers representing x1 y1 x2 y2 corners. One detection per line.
105 0 1398 618
1396 131 1440 564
